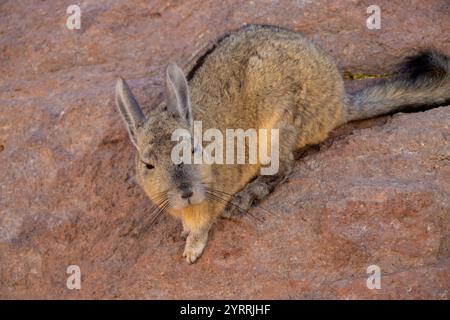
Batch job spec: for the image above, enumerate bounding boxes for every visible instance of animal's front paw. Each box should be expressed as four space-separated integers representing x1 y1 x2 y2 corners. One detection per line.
182 246 203 264
182 232 208 264
222 192 252 219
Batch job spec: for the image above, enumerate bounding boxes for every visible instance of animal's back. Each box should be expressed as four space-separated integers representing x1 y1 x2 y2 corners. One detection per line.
186 25 346 193
189 25 345 146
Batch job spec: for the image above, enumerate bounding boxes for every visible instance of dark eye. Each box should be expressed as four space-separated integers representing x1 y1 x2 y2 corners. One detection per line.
144 163 155 170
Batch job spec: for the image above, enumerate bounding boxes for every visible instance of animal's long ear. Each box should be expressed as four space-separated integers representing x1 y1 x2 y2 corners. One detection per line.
165 63 193 127
115 78 145 149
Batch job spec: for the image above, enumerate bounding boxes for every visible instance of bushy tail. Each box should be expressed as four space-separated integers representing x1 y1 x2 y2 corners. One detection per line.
345 50 450 122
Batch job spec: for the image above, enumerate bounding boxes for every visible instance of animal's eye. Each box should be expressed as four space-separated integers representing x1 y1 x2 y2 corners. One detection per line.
144 163 155 170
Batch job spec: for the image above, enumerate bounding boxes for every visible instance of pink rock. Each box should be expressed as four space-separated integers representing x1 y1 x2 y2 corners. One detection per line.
0 0 449 299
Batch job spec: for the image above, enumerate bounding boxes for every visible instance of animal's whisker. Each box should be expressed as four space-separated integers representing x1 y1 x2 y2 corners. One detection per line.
124 190 170 238
138 198 170 237
203 185 274 218
204 190 264 222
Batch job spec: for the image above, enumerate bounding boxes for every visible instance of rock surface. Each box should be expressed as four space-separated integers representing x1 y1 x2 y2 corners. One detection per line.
0 0 449 299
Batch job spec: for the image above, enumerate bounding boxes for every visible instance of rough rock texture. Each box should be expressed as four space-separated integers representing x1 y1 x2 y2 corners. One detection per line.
0 0 449 299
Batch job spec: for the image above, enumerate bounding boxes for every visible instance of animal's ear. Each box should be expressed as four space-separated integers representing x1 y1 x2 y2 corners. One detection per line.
115 78 145 149
165 63 193 127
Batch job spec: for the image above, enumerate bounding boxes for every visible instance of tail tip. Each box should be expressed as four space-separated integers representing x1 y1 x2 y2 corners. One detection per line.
399 49 450 82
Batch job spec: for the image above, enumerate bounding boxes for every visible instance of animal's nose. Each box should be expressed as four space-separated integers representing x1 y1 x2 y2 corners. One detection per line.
181 190 193 199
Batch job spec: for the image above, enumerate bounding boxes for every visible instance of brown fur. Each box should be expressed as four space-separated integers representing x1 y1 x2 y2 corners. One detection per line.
115 25 450 263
